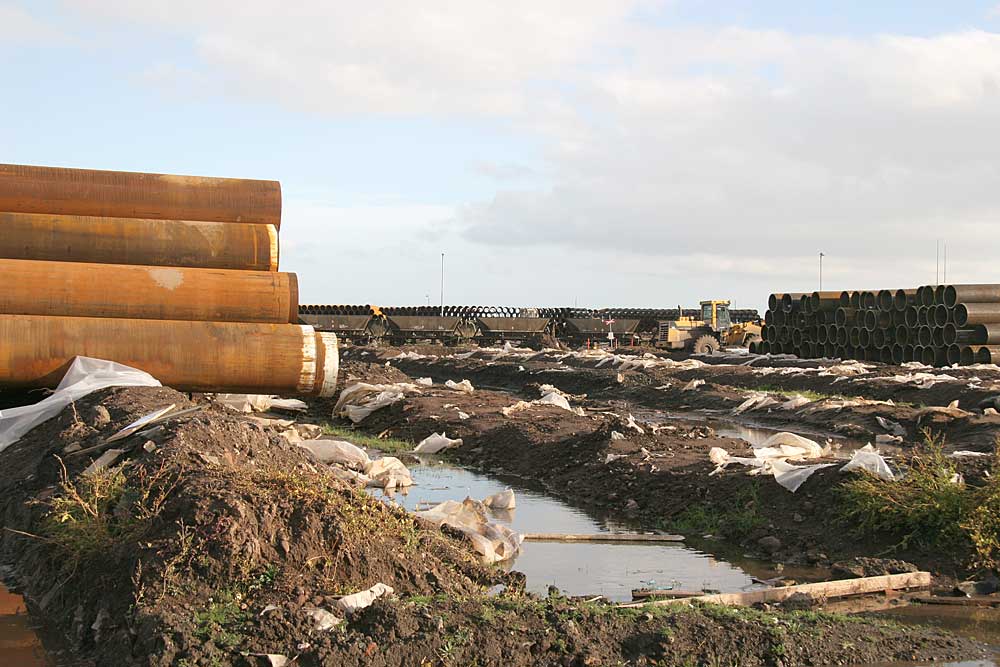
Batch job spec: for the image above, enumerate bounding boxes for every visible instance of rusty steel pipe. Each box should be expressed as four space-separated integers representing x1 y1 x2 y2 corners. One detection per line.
895 325 909 345
904 306 919 328
959 345 976 365
876 289 895 312
859 328 872 347
918 326 933 346
946 344 962 366
892 309 906 327
0 259 297 323
768 294 784 312
780 293 806 313
933 304 952 327
0 315 326 393
0 163 281 226
0 212 278 271
955 303 1000 327
932 327 945 348
838 291 853 307
824 342 836 358
808 291 841 312
917 285 936 307
974 346 1000 364
836 327 849 346
934 285 946 306
860 291 877 309
903 345 915 362
920 346 936 365
849 328 861 347
917 306 930 326
891 344 904 364
872 328 887 348
944 323 1000 345
893 289 918 311
879 347 893 363
941 285 1000 308
835 307 857 327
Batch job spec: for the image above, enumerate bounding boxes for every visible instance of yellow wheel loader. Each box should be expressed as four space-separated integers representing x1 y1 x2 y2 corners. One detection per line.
655 300 762 354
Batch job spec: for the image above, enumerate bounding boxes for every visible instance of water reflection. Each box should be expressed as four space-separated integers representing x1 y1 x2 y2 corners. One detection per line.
376 460 762 600
0 583 48 667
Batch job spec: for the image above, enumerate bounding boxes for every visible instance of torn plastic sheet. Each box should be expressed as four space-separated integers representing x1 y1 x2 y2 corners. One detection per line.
768 458 837 492
334 382 423 423
840 444 895 481
732 394 778 415
414 432 463 454
876 416 906 437
625 414 645 434
336 583 394 614
363 456 413 490
416 498 522 564
780 395 812 410
305 606 343 631
445 379 475 394
502 392 585 417
0 356 161 454
415 377 434 387
215 394 275 413
682 379 705 391
298 439 370 469
610 431 626 441
482 488 516 509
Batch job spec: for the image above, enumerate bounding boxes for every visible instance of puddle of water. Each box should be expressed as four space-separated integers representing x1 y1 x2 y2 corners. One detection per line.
376 461 770 601
0 583 49 667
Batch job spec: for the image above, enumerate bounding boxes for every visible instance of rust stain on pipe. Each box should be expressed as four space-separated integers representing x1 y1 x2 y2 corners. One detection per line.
0 259 297 323
0 212 278 271
0 163 281 227
0 315 322 393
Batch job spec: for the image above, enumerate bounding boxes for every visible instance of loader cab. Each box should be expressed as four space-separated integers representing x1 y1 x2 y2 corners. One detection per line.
701 300 731 332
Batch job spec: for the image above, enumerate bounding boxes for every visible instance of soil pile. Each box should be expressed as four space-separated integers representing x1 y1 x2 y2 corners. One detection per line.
0 380 988 665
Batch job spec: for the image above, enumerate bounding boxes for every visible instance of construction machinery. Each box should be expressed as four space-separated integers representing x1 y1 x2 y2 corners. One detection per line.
656 300 762 354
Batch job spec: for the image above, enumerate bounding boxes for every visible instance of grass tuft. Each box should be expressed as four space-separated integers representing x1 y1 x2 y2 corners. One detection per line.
321 424 413 454
839 431 1000 569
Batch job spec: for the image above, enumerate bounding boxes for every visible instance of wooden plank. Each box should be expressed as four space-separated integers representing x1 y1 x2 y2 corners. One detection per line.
913 595 1000 608
620 572 932 608
522 533 685 543
632 589 701 600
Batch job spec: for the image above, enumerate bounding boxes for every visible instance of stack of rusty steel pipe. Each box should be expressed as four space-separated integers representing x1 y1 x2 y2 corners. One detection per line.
0 163 338 395
754 286 1000 366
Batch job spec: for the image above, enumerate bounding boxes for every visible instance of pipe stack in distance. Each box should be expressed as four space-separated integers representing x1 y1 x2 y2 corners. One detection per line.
755 286 1000 367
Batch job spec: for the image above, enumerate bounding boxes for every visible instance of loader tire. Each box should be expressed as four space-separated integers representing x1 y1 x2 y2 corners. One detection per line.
692 335 720 355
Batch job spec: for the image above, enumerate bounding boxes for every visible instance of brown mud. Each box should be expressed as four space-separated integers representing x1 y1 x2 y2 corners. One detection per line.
344 345 1000 578
0 352 992 665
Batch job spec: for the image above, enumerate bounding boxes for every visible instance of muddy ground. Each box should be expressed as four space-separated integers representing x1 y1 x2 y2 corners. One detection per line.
0 346 997 665
344 344 1000 578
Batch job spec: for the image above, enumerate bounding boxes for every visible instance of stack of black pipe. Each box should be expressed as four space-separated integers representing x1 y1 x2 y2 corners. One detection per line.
755 285 1000 366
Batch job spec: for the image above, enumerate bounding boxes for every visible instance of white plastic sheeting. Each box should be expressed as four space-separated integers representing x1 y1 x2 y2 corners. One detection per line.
444 379 475 394
215 394 275 413
336 583 394 614
840 444 895 481
416 498 523 564
708 432 832 493
413 432 463 454
482 488 516 509
0 357 161 454
334 382 424 423
298 439 371 469
363 456 413 490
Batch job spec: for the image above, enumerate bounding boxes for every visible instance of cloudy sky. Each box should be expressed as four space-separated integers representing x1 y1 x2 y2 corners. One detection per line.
3 1 1000 312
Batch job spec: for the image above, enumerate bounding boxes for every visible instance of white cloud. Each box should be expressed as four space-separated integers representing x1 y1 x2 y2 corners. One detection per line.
0 4 62 41
57 3 1000 307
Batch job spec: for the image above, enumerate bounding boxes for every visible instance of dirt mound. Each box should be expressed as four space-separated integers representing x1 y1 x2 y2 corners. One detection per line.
0 382 989 666
0 386 502 666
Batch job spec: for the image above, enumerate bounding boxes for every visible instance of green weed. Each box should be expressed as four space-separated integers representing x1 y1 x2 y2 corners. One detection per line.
321 424 413 453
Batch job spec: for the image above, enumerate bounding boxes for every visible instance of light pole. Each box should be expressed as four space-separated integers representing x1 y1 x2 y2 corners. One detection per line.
439 253 445 317
819 252 825 290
